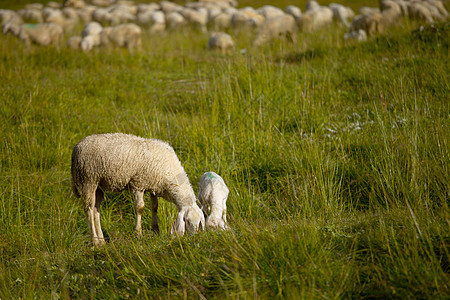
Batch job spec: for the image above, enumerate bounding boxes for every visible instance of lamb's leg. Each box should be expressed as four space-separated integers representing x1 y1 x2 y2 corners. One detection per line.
94 189 105 245
150 194 159 234
84 185 103 247
134 190 145 236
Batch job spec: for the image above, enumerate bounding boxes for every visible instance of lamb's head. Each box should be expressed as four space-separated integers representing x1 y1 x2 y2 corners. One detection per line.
171 204 205 236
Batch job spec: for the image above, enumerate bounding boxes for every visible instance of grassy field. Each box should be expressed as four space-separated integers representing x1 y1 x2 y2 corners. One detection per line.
0 1 449 298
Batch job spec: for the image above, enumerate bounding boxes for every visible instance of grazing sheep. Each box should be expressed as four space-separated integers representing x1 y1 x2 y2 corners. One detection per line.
408 2 434 23
0 9 23 27
137 10 165 34
298 6 333 32
253 14 297 46
257 5 285 19
166 11 187 30
208 31 234 52
344 29 367 42
210 12 232 31
198 172 230 230
71 133 206 247
3 22 63 47
349 13 384 37
329 3 355 27
80 21 102 51
100 23 142 51
67 35 82 49
285 5 302 21
17 7 44 24
305 0 321 13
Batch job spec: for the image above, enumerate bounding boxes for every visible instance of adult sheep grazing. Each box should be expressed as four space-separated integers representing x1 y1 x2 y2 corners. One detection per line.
349 13 383 37
198 172 230 230
253 14 297 47
3 22 63 47
71 133 206 247
100 23 142 51
208 31 234 52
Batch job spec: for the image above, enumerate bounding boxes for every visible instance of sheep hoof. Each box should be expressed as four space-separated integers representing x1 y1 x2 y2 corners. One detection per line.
93 238 105 247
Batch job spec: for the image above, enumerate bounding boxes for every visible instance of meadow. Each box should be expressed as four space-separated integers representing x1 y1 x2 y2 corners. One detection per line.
0 0 449 298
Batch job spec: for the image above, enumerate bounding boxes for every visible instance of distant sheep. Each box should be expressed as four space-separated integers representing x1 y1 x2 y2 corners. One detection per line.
253 14 297 46
349 13 383 37
329 3 355 27
298 6 333 32
80 21 102 51
67 35 82 49
71 133 206 247
198 172 230 230
3 22 63 47
208 31 234 52
344 29 367 42
100 23 142 51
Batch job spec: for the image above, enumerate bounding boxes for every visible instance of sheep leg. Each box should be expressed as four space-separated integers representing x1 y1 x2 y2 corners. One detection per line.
84 185 103 247
134 190 145 236
94 189 105 244
150 194 160 234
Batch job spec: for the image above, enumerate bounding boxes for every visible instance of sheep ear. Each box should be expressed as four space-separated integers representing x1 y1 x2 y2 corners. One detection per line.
171 210 185 235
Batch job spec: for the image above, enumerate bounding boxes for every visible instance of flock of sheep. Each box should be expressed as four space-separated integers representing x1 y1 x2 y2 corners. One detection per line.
1 0 448 51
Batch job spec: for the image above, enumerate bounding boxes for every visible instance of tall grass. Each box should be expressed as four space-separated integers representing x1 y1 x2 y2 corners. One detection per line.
0 4 449 298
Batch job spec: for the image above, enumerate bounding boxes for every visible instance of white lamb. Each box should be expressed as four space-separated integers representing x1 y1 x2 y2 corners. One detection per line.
71 133 206 247
198 172 230 230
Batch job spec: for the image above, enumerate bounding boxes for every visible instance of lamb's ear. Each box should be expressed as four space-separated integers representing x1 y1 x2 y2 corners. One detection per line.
171 210 186 235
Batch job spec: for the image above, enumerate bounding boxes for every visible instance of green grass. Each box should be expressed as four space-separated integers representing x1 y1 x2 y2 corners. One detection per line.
0 1 449 298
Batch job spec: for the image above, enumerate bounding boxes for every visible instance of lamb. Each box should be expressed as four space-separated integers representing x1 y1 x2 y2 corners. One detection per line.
198 172 230 230
298 6 333 32
3 22 63 47
71 133 206 247
208 31 234 52
253 14 297 46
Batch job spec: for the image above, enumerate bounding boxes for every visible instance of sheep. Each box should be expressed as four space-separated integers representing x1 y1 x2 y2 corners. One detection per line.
329 3 355 27
285 5 302 21
67 35 82 49
209 12 232 31
256 5 285 19
71 133 206 247
100 23 142 51
0 9 23 27
349 13 384 37
298 6 333 32
407 2 434 23
344 29 367 42
253 14 297 46
208 31 234 52
180 7 208 32
3 22 63 47
166 11 187 30
198 172 230 230
17 7 44 24
80 21 102 51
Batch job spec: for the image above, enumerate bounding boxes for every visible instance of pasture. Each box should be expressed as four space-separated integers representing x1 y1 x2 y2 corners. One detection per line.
0 0 449 298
